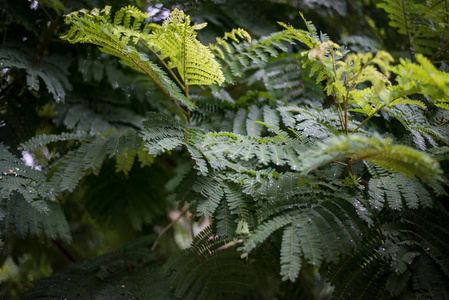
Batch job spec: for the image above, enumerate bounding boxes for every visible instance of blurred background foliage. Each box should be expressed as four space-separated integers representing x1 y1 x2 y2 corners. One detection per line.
0 0 446 298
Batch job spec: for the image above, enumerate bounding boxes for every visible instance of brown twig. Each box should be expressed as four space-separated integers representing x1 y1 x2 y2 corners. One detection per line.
189 213 195 239
151 207 189 251
38 2 56 23
430 39 449 62
31 2 64 68
53 240 76 263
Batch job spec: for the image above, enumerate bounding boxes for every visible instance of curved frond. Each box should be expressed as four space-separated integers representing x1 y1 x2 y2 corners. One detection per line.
242 193 368 281
215 200 238 240
210 27 304 84
0 145 71 242
48 130 143 192
261 53 326 105
366 163 438 211
301 134 443 184
327 206 449 299
141 113 186 156
193 172 225 218
143 8 224 86
62 6 195 109
55 101 144 134
385 105 449 150
20 132 93 151
201 131 303 171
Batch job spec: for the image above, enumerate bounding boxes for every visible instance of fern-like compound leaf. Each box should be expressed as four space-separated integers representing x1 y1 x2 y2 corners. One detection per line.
327 206 449 299
20 132 93 151
62 7 195 109
0 44 72 101
200 116 307 171
385 105 449 150
210 27 303 84
215 200 238 239
1 193 71 243
246 105 264 137
280 222 302 282
391 54 449 108
378 0 448 57
193 172 225 217
46 130 143 192
141 112 186 156
366 163 436 211
0 145 71 242
0 145 52 213
142 8 224 87
301 133 443 184
243 214 292 253
222 180 250 227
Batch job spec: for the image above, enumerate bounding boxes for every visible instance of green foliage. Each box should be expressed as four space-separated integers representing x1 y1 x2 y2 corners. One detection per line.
43 130 145 193
143 8 225 86
209 27 300 84
0 44 72 101
1 193 71 243
300 133 442 183
22 235 175 299
62 5 226 111
84 159 166 230
1 1 449 299
366 163 435 210
162 226 255 299
390 54 449 109
378 0 449 60
0 145 71 243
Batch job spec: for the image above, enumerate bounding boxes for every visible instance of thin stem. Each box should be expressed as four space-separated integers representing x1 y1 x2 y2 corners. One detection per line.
151 207 190 251
329 50 345 132
343 95 349 135
174 99 189 116
401 0 415 62
343 58 373 135
189 213 195 239
31 3 63 68
183 22 188 99
333 160 348 167
193 87 208 105
351 104 386 134
182 24 191 126
334 93 345 131
430 38 449 62
119 45 188 116
38 2 56 23
439 118 449 126
53 240 76 262
138 40 191 121
347 158 354 176
140 40 186 92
